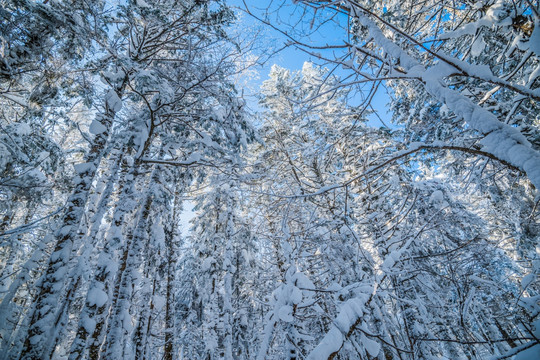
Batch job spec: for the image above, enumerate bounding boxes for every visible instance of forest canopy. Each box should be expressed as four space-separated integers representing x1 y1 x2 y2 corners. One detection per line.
0 0 539 359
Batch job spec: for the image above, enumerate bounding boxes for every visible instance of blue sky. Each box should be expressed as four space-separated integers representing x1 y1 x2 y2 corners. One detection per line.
227 0 392 128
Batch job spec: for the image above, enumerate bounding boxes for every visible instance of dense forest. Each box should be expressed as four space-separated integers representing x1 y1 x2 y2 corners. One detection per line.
0 0 539 359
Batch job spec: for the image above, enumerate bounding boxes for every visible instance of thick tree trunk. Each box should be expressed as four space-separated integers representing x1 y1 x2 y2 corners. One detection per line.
102 192 154 359
47 149 124 359
68 153 134 360
20 81 126 360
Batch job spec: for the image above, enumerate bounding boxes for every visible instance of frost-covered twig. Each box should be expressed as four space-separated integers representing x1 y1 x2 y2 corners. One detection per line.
0 207 63 238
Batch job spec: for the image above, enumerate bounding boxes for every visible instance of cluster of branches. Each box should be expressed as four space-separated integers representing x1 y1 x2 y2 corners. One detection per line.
0 0 258 359
0 1 538 360
233 1 540 359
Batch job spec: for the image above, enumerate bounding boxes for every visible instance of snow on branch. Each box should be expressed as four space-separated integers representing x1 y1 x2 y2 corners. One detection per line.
285 142 525 200
350 8 540 190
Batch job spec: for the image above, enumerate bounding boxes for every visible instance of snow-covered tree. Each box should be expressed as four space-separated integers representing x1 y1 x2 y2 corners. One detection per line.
1 0 539 359
1 0 256 359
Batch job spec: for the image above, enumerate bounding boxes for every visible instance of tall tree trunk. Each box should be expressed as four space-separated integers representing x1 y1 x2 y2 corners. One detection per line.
102 190 154 359
133 277 157 360
20 80 127 360
163 190 182 360
0 202 35 295
100 159 162 359
133 207 161 360
0 203 37 357
68 152 135 360
47 148 124 359
223 237 234 360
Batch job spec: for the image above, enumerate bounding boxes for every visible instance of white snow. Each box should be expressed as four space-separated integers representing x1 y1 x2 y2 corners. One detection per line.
87 287 108 307
307 296 368 359
293 272 316 290
1 93 28 107
105 89 122 113
102 70 126 83
74 162 93 174
186 152 201 163
153 295 166 311
471 35 486 57
152 223 165 249
136 0 150 7
122 308 133 331
360 333 380 357
15 123 31 135
201 257 214 271
0 143 10 172
429 190 444 204
307 328 343 360
81 315 96 335
133 123 149 158
521 274 536 289
290 286 303 305
278 305 294 322
89 119 107 135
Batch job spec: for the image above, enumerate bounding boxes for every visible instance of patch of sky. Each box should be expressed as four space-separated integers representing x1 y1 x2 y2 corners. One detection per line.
226 0 393 129
179 200 195 238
